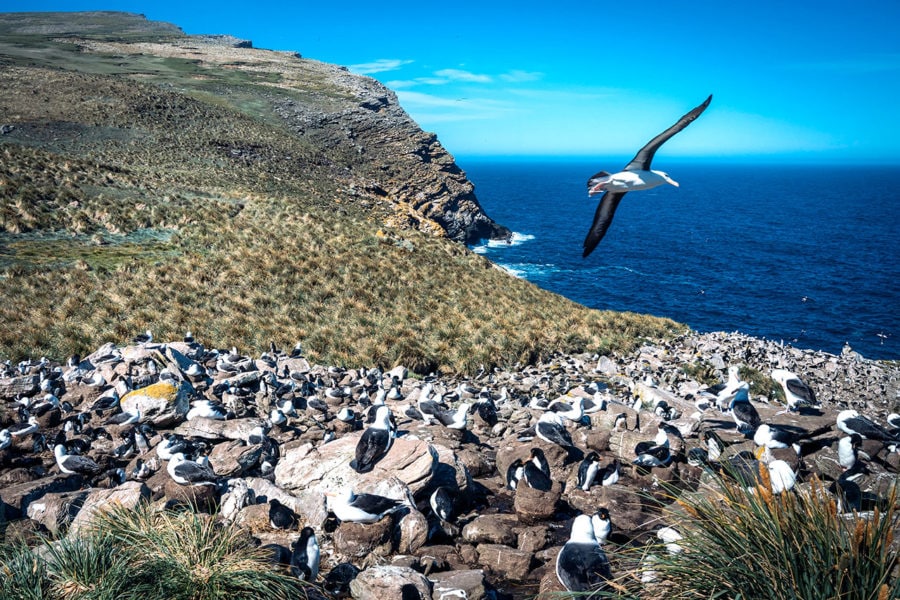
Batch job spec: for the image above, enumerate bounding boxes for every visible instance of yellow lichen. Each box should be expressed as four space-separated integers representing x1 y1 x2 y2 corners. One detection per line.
122 381 178 403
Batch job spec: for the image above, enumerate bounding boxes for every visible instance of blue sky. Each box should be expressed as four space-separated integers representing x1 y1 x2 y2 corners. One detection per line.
5 1 900 162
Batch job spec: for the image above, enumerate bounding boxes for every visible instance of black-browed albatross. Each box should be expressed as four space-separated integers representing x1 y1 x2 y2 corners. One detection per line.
582 94 712 258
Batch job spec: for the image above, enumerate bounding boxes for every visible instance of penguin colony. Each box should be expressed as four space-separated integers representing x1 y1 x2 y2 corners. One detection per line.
1 330 897 597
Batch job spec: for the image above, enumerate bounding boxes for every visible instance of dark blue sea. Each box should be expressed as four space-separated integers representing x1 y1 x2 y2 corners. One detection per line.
461 159 900 360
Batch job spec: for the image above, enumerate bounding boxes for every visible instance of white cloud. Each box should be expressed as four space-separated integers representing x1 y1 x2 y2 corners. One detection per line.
348 59 413 75
433 68 492 83
500 70 543 83
395 90 517 123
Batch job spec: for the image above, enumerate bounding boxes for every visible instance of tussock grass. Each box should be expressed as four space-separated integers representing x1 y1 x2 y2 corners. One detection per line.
0 503 312 600
631 477 900 600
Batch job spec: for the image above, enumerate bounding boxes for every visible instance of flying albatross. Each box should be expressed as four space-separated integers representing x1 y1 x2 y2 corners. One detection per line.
582 94 712 257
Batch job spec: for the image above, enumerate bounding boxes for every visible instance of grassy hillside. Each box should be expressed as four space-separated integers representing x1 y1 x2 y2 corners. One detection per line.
0 12 683 372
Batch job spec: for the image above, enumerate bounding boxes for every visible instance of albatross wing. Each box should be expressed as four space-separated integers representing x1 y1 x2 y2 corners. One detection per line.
623 94 712 172
582 191 626 258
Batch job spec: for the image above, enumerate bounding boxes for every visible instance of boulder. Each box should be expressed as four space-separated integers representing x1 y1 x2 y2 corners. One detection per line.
26 489 90 535
350 565 432 600
462 514 518 546
163 480 219 512
515 525 549 553
120 380 191 427
274 436 435 523
334 516 395 561
476 543 533 580
514 484 561 524
233 502 273 534
0 374 39 399
397 507 429 554
174 417 267 442
68 481 150 535
207 440 263 476
0 474 84 520
245 477 329 539
536 561 567 598
429 569 487 600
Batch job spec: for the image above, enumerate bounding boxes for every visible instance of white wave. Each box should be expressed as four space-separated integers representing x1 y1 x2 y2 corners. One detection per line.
498 264 527 278
497 262 553 279
488 232 535 248
470 232 535 254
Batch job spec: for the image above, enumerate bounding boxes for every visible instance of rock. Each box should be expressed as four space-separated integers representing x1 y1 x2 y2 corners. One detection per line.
595 356 618 375
26 489 90 535
243 476 314 522
0 374 39 399
3 517 46 545
430 569 487 600
350 565 432 600
61 382 105 409
174 417 267 442
274 435 434 511
68 481 150 535
207 440 263 476
397 507 429 554
476 543 534 580
0 474 84 520
120 380 191 427
536 563 567 598
514 484 561 524
334 516 395 561
163 480 219 512
579 428 612 454
233 502 273 534
515 525 549 553
453 447 493 478
462 514 518 546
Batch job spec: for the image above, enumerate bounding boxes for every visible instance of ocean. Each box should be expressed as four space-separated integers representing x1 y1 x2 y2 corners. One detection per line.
462 159 900 361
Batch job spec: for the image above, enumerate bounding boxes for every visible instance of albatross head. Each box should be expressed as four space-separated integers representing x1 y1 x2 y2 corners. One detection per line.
653 170 679 187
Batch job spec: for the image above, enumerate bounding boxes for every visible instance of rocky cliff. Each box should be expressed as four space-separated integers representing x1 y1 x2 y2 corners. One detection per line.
0 12 508 245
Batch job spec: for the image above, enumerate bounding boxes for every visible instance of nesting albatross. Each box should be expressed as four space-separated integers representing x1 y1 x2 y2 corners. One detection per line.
582 94 712 257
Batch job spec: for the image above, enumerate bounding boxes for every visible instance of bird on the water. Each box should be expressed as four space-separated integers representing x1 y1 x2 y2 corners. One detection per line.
582 95 712 257
556 514 612 592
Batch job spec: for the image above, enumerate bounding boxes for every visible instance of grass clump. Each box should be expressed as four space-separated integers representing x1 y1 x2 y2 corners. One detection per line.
639 476 900 600
0 503 313 600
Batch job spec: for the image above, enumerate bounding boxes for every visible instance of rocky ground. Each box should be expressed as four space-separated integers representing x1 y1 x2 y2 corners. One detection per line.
1 331 898 599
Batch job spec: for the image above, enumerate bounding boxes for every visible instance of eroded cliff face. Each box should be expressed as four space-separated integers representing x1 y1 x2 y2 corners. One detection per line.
271 62 511 244
0 11 509 246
